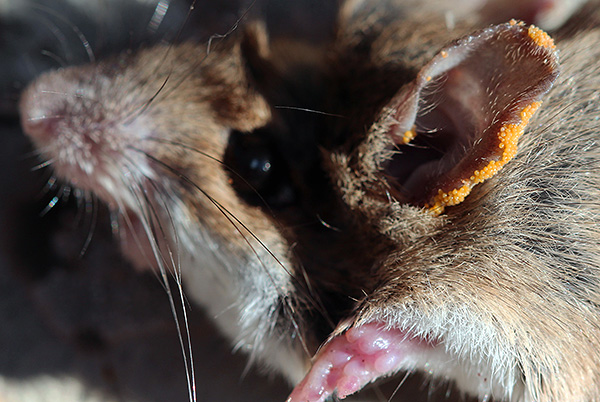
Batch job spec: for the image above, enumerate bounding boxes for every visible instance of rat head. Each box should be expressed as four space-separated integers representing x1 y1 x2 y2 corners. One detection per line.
18 32 285 271
18 18 341 382
288 3 600 402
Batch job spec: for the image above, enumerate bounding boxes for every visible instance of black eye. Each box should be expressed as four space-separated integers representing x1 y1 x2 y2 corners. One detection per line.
224 129 295 208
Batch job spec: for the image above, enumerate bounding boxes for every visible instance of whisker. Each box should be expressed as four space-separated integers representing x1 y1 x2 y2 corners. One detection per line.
39 50 68 69
40 88 93 101
124 70 172 125
134 139 335 330
142 148 295 279
117 160 197 402
145 0 198 77
25 112 66 123
31 158 55 171
143 137 222 163
74 188 91 225
317 215 342 232
113 199 165 279
22 146 56 167
143 192 197 402
78 193 98 258
283 297 312 358
40 195 59 217
369 382 388 402
40 184 62 217
44 173 58 194
120 156 183 277
274 105 347 119
121 0 204 124
29 11 73 65
30 3 96 63
139 194 197 402
141 137 276 215
388 369 412 402
205 0 257 56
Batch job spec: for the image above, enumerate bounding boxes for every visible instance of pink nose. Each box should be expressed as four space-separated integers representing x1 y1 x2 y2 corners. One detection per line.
19 75 68 147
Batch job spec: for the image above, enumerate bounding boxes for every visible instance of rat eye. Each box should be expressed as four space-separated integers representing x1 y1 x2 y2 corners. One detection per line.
228 132 272 190
224 129 295 208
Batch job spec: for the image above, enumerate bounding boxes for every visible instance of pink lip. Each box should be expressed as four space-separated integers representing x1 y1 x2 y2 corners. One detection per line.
287 322 438 402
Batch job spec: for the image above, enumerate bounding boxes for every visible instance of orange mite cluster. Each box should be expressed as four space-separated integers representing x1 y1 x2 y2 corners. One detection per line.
527 25 556 50
407 21 553 215
401 127 417 144
427 102 542 215
508 20 555 49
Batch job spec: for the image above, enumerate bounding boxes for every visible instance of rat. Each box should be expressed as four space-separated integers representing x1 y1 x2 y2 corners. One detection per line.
16 0 600 401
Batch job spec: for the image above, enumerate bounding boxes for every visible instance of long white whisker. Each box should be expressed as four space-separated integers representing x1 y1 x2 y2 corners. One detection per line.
117 161 197 402
274 105 347 119
387 370 412 402
140 180 198 402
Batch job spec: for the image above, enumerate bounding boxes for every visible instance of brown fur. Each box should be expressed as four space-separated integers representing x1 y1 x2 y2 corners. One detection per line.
17 1 600 401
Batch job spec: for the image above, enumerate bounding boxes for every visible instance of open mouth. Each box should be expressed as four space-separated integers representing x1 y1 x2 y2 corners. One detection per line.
287 322 439 402
287 316 520 402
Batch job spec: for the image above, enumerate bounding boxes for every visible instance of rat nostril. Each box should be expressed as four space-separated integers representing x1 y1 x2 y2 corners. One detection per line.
19 85 65 146
20 113 62 145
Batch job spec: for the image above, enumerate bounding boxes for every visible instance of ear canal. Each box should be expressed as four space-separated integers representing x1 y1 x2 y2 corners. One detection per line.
380 20 560 215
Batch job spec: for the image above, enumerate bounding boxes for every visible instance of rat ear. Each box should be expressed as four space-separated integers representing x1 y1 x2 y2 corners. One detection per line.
239 20 326 103
240 20 274 83
378 21 559 215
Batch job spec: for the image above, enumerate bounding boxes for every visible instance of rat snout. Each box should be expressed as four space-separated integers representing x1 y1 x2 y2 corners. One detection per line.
19 76 69 148
19 65 157 210
19 72 97 190
19 69 103 151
